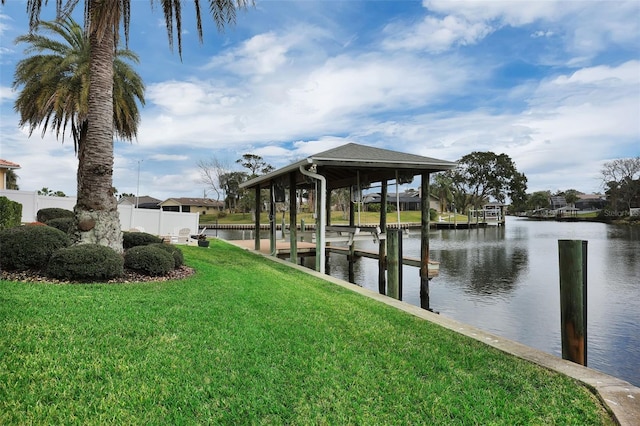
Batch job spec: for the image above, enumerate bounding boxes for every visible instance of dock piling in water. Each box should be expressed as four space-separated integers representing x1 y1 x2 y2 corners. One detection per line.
558 239 588 366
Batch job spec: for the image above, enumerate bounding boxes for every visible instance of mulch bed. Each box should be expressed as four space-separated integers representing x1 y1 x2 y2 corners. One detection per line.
1 266 195 284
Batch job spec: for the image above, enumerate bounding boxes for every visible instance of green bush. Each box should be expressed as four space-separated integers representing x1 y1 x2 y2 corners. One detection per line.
0 225 70 271
46 217 75 233
46 244 124 281
367 203 396 213
122 231 163 249
124 245 175 276
148 243 184 268
0 196 22 230
37 207 74 223
430 208 438 221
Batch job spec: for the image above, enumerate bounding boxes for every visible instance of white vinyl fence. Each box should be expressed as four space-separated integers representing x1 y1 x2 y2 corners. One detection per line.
0 189 199 237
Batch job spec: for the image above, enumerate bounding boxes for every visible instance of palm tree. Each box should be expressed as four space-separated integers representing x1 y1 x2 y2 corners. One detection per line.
431 173 454 213
5 169 19 190
13 16 145 251
13 17 144 154
7 1 249 252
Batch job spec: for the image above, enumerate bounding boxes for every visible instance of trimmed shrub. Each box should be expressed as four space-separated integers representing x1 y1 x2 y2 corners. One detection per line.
123 231 163 249
0 196 22 230
0 225 70 271
46 217 75 233
37 207 74 223
148 243 184 268
47 244 124 281
430 208 438 221
124 245 175 276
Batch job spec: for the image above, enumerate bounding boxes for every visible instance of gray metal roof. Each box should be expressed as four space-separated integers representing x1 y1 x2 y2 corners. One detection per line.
240 143 457 190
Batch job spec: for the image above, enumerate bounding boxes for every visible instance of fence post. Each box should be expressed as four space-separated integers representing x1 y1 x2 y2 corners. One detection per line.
558 239 588 366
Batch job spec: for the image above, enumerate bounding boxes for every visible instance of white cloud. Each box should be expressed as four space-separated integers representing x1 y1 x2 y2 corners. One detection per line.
150 154 189 161
383 14 493 52
0 85 15 103
386 0 640 63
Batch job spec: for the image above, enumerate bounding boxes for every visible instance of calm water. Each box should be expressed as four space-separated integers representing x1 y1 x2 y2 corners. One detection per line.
212 217 640 386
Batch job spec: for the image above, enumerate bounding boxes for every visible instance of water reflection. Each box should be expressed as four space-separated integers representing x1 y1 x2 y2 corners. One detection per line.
433 227 529 298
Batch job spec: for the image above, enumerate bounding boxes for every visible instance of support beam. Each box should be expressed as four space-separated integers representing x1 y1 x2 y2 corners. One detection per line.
269 182 276 255
420 173 431 310
289 171 297 262
254 186 261 251
299 165 326 274
378 180 387 295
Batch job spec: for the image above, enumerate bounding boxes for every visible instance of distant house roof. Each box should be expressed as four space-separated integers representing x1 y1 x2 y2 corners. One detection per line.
118 195 162 209
577 194 606 200
240 143 457 191
549 196 567 207
160 197 224 208
0 159 21 169
364 191 438 204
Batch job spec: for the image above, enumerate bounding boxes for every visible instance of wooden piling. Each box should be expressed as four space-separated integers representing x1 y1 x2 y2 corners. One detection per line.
420 173 431 310
558 239 588 366
289 172 297 262
387 229 402 300
378 180 388 295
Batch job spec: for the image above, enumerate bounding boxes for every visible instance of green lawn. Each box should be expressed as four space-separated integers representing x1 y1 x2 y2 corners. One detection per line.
0 240 613 424
201 210 451 225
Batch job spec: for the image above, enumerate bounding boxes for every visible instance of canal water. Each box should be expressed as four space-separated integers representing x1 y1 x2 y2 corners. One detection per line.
210 217 640 386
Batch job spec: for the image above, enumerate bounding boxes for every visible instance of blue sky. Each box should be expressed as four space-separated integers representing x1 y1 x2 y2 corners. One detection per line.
1 0 639 201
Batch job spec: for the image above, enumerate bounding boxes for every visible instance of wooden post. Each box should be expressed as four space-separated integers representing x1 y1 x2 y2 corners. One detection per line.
349 190 355 227
558 240 588 366
348 242 355 284
378 180 388 295
254 186 261 251
289 172 297 262
387 229 402 300
269 182 276 255
420 173 431 310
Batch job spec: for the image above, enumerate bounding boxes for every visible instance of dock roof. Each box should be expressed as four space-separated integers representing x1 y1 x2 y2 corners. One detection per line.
240 143 457 190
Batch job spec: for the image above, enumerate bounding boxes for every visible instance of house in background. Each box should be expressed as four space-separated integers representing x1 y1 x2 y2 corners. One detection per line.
575 194 607 211
363 190 440 212
159 197 224 215
549 195 567 210
118 195 162 209
0 159 21 190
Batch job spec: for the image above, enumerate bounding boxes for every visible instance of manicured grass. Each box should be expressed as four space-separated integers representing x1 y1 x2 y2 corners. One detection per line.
1 240 613 424
201 210 427 225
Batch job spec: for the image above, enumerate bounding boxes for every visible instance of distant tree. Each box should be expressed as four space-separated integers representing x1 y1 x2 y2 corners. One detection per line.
219 171 249 213
446 152 528 213
6 170 19 190
430 174 454 212
236 154 274 178
38 187 66 197
527 191 551 210
236 154 274 213
601 157 640 210
198 157 231 203
555 189 582 206
331 188 350 219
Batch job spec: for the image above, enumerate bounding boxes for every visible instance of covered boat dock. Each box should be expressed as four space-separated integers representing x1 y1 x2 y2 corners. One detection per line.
238 143 457 310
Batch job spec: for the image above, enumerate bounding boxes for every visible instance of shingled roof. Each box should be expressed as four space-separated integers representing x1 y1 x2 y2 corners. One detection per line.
240 143 457 190
0 159 21 169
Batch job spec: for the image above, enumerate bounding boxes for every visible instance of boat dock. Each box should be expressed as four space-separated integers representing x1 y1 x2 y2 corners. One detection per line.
232 239 439 279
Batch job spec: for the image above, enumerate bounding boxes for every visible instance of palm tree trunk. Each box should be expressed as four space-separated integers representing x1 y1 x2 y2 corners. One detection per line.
74 9 123 253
